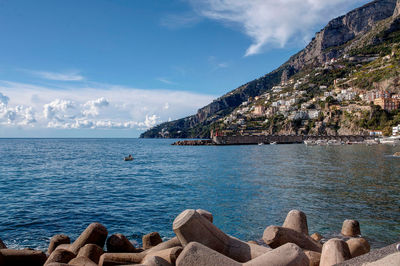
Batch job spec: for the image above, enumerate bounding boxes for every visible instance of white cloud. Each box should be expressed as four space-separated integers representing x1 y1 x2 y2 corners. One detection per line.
24 70 85 81
82 97 109 117
0 92 37 126
0 81 216 132
43 99 75 121
191 0 364 56
157 78 176 85
160 12 203 29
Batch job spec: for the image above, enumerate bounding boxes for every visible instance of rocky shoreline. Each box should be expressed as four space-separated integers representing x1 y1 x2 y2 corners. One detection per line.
0 209 399 266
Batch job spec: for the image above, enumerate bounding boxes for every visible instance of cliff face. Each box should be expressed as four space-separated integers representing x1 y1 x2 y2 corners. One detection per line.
287 0 397 70
140 0 399 139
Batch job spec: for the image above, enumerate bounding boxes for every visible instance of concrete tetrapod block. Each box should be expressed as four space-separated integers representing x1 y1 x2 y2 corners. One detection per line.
346 237 370 258
68 256 98 266
304 250 321 266
176 242 241 266
99 252 144 266
141 255 173 266
341 219 361 237
70 223 108 254
320 238 351 266
0 238 6 249
142 232 163 250
243 243 309 266
0 249 47 266
55 244 72 252
77 243 104 264
106 233 137 252
173 209 271 263
310 232 323 242
142 237 181 256
362 252 400 266
196 209 213 223
262 226 322 252
48 234 70 255
98 237 182 266
282 210 309 235
141 247 183 265
44 249 76 265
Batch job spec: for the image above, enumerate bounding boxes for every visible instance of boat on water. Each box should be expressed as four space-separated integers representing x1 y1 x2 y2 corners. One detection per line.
270 142 277 145
258 143 264 146
393 152 400 157
124 155 134 161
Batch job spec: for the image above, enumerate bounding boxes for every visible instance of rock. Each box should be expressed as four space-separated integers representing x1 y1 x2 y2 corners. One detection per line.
77 243 104 264
44 249 76 265
262 226 322 252
106 233 137 252
282 210 309 235
310 232 323 242
341 219 361 237
304 250 321 266
196 209 213 223
142 247 182 265
320 238 351 266
68 256 98 266
0 238 6 249
142 232 163 250
176 242 241 266
0 249 47 266
48 234 70 255
70 223 108 254
247 241 258 245
46 263 69 266
346 237 370 258
362 252 400 265
173 209 271 262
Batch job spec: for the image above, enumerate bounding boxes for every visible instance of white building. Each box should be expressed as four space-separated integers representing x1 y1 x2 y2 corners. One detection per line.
393 124 400 136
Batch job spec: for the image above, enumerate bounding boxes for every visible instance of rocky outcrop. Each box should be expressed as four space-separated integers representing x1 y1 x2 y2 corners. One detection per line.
287 0 397 70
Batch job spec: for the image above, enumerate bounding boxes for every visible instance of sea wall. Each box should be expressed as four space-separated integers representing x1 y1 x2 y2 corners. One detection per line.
212 135 371 145
0 209 398 266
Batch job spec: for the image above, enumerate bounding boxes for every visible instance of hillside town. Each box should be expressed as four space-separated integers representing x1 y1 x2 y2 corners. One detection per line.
214 49 400 139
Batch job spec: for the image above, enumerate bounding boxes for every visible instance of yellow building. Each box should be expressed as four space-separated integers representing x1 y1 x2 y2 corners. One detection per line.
374 97 400 111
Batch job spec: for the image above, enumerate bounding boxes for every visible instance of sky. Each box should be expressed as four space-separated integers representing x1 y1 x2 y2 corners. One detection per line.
0 0 367 137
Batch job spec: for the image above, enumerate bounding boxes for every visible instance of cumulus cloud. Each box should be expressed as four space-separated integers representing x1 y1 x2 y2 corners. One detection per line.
82 97 109 117
190 0 364 56
0 92 37 126
0 81 216 132
43 99 75 121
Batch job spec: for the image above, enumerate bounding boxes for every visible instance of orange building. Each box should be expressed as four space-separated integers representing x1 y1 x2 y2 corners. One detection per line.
374 97 400 111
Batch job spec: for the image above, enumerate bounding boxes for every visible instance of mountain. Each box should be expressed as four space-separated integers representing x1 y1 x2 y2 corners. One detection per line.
140 0 400 138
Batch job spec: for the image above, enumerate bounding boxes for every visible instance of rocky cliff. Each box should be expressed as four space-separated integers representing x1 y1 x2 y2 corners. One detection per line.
140 0 399 138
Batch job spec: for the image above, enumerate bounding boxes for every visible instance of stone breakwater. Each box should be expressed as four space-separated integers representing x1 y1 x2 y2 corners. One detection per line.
0 209 399 266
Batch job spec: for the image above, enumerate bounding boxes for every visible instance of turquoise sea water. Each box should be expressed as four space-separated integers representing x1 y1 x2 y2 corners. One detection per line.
0 138 399 251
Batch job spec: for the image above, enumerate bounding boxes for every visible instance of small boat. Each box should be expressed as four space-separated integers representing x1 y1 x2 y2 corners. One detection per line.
394 152 400 157
270 142 277 145
258 143 264 146
124 155 134 161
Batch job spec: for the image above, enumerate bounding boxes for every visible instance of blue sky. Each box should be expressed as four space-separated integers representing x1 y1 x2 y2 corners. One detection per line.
0 0 366 137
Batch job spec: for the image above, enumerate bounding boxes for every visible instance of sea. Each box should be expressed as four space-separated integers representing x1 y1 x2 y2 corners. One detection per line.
0 138 399 251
